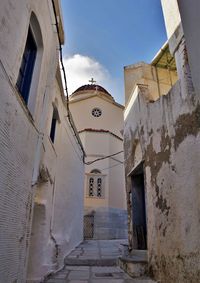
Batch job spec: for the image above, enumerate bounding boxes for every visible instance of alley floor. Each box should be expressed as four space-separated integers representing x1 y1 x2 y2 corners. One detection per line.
44 240 156 283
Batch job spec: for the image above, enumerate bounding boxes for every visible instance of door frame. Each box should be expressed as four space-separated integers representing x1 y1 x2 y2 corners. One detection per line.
128 161 147 250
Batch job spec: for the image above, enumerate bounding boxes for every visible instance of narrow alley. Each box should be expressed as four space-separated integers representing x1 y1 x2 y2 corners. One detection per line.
1 1 200 283
44 240 156 283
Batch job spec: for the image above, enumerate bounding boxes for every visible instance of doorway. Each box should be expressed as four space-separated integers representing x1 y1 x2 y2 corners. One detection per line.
83 214 94 239
131 164 147 250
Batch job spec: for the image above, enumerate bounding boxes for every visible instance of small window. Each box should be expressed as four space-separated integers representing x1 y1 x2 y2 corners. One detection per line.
16 27 37 105
92 108 102 117
97 178 102 197
87 172 104 198
50 107 59 143
89 177 94 196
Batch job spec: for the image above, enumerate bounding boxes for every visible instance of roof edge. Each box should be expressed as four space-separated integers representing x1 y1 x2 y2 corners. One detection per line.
79 128 123 141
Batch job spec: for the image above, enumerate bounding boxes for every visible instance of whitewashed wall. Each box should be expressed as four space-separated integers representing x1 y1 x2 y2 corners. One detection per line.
27 80 84 281
0 1 84 282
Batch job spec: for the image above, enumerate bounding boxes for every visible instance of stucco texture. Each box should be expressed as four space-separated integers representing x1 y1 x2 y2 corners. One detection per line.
124 40 200 283
0 1 84 282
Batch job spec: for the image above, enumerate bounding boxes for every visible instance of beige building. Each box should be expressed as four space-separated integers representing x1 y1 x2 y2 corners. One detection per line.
0 1 85 282
69 84 127 239
121 1 200 282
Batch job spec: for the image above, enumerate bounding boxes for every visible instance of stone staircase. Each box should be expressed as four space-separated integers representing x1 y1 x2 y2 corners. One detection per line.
44 240 157 282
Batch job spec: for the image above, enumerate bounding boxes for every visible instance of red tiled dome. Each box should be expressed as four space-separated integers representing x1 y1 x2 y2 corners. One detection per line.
72 84 111 96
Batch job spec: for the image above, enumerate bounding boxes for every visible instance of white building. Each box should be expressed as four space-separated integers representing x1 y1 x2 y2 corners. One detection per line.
69 83 127 239
0 1 85 282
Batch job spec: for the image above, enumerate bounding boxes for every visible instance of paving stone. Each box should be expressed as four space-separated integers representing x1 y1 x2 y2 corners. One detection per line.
91 266 120 273
54 272 68 279
65 266 90 271
79 256 99 260
68 271 90 280
101 255 118 259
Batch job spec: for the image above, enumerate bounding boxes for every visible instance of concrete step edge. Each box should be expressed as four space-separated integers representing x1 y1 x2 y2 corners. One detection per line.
64 257 117 266
119 255 148 264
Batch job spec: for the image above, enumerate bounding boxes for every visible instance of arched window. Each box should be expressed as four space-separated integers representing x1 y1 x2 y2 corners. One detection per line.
16 12 43 115
87 169 105 198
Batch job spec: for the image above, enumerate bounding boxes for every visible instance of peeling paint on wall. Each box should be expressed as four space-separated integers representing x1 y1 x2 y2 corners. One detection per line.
124 39 200 282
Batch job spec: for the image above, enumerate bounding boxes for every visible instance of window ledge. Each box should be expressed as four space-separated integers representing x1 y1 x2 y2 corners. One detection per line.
85 195 105 200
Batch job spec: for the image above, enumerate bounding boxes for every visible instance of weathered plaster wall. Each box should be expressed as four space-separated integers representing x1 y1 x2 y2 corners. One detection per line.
124 63 177 106
124 40 200 282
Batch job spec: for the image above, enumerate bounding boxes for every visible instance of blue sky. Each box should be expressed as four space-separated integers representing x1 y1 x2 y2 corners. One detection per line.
61 0 167 104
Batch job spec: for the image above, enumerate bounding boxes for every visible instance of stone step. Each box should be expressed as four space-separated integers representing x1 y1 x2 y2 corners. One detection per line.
64 257 117 266
118 249 148 278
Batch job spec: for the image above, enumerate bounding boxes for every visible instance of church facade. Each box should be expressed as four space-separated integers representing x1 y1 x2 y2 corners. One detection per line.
69 83 128 239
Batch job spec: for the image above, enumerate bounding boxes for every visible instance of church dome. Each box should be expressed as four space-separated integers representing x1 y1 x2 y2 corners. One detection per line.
69 80 116 103
71 84 113 99
72 84 111 97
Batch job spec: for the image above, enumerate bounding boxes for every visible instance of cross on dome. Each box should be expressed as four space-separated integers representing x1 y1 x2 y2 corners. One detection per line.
89 78 96 84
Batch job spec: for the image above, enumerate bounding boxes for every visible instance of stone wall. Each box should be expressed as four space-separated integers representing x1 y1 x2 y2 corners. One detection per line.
124 39 200 282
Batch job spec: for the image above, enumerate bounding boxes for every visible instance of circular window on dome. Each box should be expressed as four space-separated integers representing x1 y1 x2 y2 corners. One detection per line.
91 108 102 117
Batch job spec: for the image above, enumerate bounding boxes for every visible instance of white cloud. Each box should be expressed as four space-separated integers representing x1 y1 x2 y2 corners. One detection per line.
63 54 110 95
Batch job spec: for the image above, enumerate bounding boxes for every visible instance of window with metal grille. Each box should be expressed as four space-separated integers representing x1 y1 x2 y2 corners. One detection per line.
87 171 105 198
97 178 102 197
16 27 37 105
89 177 94 196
